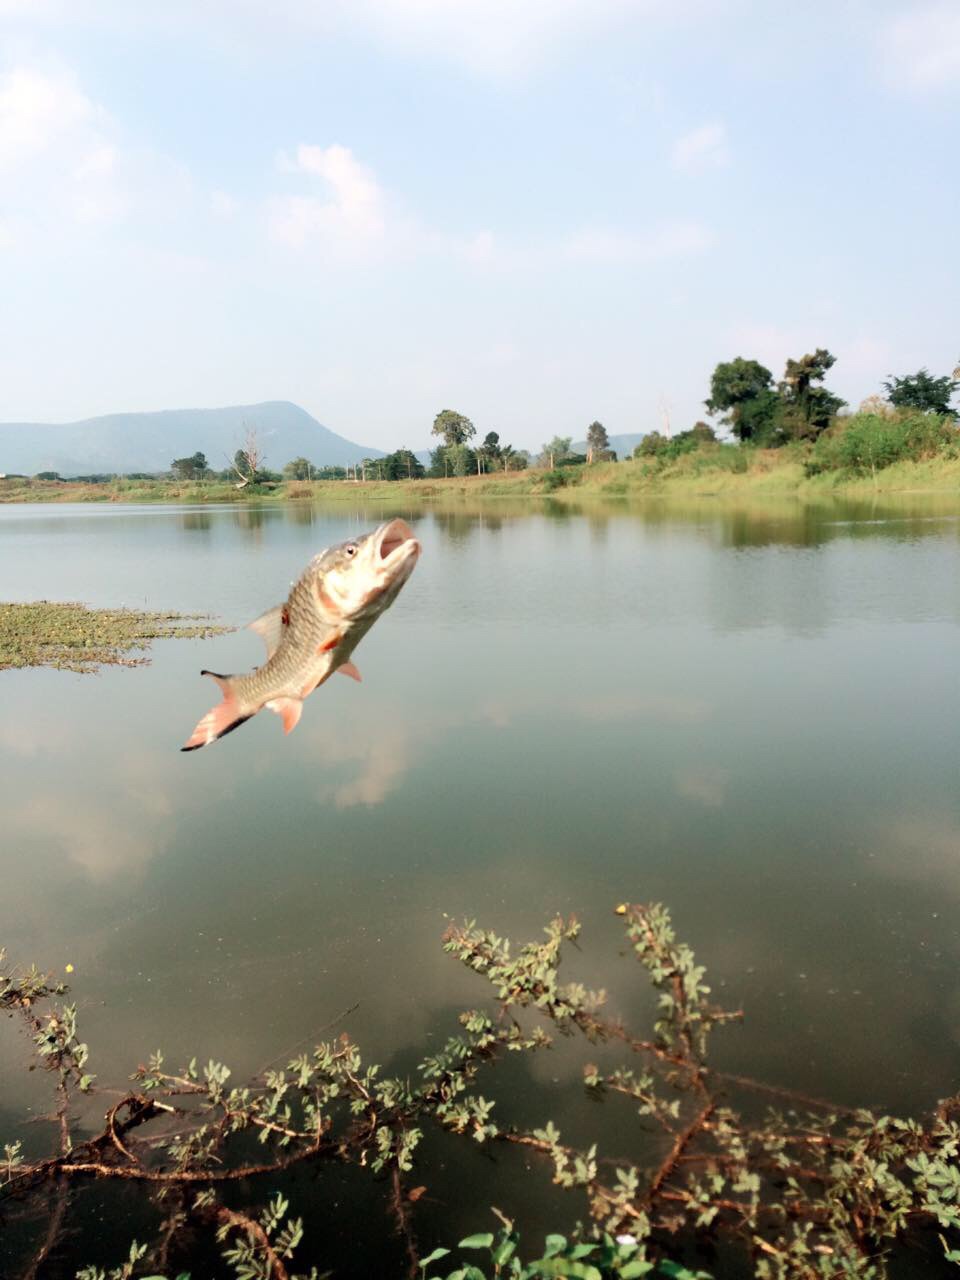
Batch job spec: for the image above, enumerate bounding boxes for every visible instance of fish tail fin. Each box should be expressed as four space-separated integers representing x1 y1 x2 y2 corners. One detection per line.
181 671 253 752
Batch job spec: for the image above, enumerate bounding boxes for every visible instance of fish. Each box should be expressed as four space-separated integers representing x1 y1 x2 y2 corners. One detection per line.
181 517 421 752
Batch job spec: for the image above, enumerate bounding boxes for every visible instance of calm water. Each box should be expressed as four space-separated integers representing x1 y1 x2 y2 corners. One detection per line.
2 494 959 1275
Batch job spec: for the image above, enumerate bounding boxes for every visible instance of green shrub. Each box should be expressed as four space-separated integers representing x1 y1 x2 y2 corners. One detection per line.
807 411 960 476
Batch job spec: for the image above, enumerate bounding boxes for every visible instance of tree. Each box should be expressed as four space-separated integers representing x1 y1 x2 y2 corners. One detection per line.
777 348 845 439
427 445 449 478
283 457 314 481
540 435 572 469
689 421 716 444
431 409 476 447
445 442 476 476
635 432 668 457
586 421 609 462
477 431 501 473
705 358 779 443
231 426 266 488
382 447 425 480
171 451 209 480
883 368 958 418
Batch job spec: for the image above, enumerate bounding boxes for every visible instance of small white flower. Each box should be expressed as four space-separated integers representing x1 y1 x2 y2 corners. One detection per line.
615 1234 638 1246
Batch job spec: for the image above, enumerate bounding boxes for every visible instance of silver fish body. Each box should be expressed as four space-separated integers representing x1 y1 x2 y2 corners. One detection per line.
182 518 420 751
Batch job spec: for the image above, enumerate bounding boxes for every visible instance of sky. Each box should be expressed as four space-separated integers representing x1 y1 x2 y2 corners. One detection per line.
0 0 957 453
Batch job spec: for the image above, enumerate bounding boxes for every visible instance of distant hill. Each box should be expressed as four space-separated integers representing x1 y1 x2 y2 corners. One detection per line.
0 401 384 476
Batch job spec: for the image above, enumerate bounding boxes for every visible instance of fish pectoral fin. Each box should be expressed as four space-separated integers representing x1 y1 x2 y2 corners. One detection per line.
248 604 286 658
337 662 362 683
265 696 304 735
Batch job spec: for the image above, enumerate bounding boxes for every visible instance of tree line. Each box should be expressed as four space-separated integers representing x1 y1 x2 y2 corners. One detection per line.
102 354 960 487
703 350 957 445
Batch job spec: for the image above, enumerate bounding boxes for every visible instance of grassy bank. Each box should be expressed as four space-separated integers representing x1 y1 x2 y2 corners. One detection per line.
0 601 230 672
2 444 959 507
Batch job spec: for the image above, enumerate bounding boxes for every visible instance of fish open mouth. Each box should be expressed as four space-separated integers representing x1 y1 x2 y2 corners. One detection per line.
377 518 419 562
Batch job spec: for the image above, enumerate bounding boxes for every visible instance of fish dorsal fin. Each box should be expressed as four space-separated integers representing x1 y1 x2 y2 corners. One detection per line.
248 604 285 658
338 662 362 683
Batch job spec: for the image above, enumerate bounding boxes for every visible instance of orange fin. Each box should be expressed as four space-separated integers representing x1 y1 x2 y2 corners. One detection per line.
265 696 303 735
182 671 252 752
337 662 362 683
318 631 342 654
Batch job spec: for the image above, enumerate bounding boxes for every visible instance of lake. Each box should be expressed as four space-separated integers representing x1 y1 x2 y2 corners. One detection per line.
2 493 959 1276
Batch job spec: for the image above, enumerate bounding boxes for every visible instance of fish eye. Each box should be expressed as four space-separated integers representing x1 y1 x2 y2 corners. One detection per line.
344 543 358 558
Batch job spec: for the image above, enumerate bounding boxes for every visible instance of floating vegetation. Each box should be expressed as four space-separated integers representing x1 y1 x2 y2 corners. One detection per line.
0 600 231 673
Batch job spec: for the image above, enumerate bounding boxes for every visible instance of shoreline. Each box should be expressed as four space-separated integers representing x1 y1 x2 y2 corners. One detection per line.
2 450 959 505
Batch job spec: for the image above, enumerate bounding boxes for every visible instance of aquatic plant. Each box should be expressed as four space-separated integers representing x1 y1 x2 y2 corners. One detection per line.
0 602 230 673
2 905 959 1278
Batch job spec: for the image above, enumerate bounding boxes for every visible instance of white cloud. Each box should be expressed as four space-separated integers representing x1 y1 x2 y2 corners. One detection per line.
0 0 701 77
327 0 654 76
562 219 713 265
671 120 729 173
269 143 389 259
0 65 98 171
0 64 133 231
879 4 960 90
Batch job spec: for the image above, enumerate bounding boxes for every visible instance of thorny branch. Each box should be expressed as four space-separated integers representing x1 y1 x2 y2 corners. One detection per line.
3 906 960 1280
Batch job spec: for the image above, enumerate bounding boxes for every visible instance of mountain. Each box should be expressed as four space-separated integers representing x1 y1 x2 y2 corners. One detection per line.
0 401 384 476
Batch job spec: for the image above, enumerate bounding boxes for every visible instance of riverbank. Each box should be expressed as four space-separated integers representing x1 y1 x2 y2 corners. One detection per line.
2 446 959 504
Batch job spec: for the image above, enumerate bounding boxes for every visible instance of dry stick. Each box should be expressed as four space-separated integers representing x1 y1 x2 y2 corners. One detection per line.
253 1002 361 1080
646 1101 715 1204
389 1165 420 1280
710 1069 860 1117
22 1071 74 1280
214 1206 290 1280
21 1179 68 1280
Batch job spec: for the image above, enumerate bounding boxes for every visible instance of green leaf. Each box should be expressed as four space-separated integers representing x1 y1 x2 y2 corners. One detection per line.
530 1261 602 1279
493 1238 517 1266
420 1248 452 1269
656 1263 713 1280
544 1235 567 1258
619 1264 654 1279
458 1233 495 1250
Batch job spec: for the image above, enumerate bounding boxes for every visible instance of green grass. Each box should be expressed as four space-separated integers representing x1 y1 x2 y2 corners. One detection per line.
0 601 231 673
2 440 959 508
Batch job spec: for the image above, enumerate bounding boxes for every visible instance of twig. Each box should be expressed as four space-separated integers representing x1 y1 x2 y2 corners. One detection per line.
214 1207 290 1280
389 1165 420 1279
253 1002 361 1079
647 1101 715 1203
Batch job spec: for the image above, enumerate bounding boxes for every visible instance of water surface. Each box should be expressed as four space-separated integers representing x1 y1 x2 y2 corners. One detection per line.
2 494 959 1274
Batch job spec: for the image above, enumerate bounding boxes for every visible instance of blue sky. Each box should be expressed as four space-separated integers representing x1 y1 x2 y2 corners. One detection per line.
0 1 957 452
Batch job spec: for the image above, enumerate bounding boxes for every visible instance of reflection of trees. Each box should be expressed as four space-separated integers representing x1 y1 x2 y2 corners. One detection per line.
231 505 270 536
431 511 479 544
587 512 610 545
712 497 960 550
178 511 212 534
284 502 317 527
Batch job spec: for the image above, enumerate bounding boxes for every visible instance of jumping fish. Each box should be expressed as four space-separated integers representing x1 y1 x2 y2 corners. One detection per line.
182 518 421 751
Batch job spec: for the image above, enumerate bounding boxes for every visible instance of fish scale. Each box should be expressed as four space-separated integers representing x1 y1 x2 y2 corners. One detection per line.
181 518 420 751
